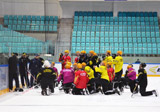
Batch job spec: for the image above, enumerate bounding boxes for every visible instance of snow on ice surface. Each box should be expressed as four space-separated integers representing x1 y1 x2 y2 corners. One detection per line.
0 77 160 112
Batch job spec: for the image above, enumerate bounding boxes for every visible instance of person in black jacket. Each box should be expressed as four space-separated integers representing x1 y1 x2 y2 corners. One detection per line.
19 53 30 88
136 63 158 97
8 53 23 92
37 60 57 95
29 54 42 87
87 50 97 69
79 50 88 64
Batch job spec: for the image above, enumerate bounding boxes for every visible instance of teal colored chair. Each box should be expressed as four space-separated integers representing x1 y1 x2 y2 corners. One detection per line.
86 37 90 42
89 43 94 47
100 37 104 42
152 43 157 48
156 38 160 43
95 47 99 53
81 37 86 43
142 38 146 42
81 43 85 47
147 38 151 42
151 38 156 43
86 43 90 47
119 38 123 42
77 37 81 42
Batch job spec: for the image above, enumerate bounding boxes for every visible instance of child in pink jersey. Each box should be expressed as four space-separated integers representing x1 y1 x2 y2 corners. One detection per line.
58 64 75 94
51 62 58 77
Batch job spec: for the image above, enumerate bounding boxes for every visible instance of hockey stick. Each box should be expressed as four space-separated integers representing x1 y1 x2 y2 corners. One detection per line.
27 70 37 81
131 84 138 98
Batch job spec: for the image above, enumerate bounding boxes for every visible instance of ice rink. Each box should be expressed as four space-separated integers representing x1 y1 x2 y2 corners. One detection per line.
0 77 160 112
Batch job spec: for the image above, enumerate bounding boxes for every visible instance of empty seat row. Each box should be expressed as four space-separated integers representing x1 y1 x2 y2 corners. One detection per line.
75 11 113 17
0 37 42 43
4 15 58 21
7 25 57 32
74 16 158 22
72 31 160 38
71 46 160 54
118 12 157 17
72 37 160 43
71 42 160 48
0 46 46 54
4 20 58 25
74 21 158 26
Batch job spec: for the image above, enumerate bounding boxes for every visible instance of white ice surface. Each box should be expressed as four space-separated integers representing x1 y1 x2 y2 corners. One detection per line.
0 77 160 112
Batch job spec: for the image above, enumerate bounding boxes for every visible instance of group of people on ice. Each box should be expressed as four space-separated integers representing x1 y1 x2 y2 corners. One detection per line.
37 50 158 97
8 50 158 97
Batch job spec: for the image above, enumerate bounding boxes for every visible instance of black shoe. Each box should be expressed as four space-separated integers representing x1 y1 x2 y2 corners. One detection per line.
14 88 18 92
41 89 47 96
50 89 54 93
115 89 121 95
152 90 158 97
34 86 39 89
120 87 124 92
19 88 24 92
90 90 95 94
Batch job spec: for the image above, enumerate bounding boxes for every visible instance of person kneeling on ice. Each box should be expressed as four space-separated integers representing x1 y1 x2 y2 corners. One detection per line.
51 62 58 77
93 61 120 95
106 62 115 90
37 60 57 96
58 64 75 94
82 62 95 94
73 63 78 72
72 63 89 95
123 65 137 93
135 63 158 97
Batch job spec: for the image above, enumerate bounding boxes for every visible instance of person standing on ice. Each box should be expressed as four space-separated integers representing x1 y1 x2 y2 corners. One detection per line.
72 63 89 95
104 50 113 67
60 50 71 69
135 63 158 97
113 51 123 91
8 53 23 92
58 64 75 94
19 53 30 88
74 51 80 63
29 54 42 87
37 60 57 96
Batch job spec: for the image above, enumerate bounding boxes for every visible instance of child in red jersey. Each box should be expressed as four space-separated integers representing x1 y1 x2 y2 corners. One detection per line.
60 50 71 69
74 51 80 63
72 63 89 95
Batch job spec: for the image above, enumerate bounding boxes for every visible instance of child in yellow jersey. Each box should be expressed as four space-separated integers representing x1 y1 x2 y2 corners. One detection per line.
113 51 124 92
93 61 120 95
104 50 113 67
82 62 95 94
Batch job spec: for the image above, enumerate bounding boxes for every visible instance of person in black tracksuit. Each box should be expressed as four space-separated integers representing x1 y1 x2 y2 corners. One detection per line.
19 53 30 88
29 54 42 87
79 53 88 64
136 63 157 97
37 61 57 95
8 53 23 91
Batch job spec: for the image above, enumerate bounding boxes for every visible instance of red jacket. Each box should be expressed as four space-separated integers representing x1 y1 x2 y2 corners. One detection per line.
74 70 89 89
107 68 115 82
61 55 71 69
74 57 79 63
